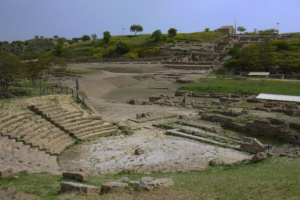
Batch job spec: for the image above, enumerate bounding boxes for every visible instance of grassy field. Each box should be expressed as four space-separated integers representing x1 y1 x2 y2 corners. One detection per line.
174 31 221 42
0 157 299 199
181 78 300 96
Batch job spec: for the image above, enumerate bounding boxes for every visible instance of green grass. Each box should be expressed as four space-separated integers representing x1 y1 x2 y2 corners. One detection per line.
16 81 56 88
0 157 299 199
63 32 222 59
65 68 97 74
174 31 221 42
181 78 300 96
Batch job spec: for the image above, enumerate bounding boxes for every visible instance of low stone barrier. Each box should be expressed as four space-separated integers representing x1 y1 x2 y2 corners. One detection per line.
62 172 88 182
61 182 99 196
201 113 300 144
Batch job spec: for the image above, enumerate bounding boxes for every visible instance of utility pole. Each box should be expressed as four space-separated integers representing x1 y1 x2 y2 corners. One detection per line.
235 18 237 34
276 22 280 35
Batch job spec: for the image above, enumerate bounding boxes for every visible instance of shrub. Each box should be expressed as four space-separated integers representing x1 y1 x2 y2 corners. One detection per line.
168 28 177 37
116 42 131 54
152 30 162 41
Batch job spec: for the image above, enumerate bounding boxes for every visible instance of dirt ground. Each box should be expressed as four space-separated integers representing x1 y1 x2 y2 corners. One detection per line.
57 62 252 173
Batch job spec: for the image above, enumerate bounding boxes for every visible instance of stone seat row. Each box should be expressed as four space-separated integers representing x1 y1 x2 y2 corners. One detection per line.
30 104 119 140
0 136 60 174
0 111 74 155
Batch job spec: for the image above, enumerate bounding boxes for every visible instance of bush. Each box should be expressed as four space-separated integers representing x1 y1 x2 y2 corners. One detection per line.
152 30 162 41
103 31 111 43
168 28 177 37
81 35 91 42
116 42 131 54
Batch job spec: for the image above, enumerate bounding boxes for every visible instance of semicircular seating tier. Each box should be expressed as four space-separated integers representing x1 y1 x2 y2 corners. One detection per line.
29 104 118 140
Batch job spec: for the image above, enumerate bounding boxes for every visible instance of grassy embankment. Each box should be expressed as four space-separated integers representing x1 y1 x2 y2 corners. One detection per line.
0 157 299 199
181 78 300 96
62 31 221 60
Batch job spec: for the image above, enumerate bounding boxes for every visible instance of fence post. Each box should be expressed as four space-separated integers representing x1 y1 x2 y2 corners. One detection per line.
83 98 86 108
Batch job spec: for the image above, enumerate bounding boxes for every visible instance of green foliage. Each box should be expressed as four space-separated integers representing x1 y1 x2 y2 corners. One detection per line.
0 51 22 92
225 40 300 73
205 27 210 32
152 29 162 41
21 52 66 88
91 34 97 40
258 28 278 35
103 31 111 43
228 47 240 58
237 26 246 34
115 42 131 54
181 78 300 96
168 28 177 37
174 31 221 42
130 24 143 35
53 42 63 56
274 41 290 51
81 35 91 42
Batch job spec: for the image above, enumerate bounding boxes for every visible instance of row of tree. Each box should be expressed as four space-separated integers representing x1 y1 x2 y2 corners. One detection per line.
0 51 66 93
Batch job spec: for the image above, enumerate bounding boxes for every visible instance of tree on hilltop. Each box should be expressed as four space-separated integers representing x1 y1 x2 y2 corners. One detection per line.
237 26 246 34
130 25 143 35
152 30 162 41
205 28 210 32
81 35 91 41
91 34 97 40
168 28 177 37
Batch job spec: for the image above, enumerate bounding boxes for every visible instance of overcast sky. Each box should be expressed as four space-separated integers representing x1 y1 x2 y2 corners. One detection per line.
0 0 299 42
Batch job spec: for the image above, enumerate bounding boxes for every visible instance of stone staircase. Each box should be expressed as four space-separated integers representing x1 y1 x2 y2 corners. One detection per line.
0 135 60 174
161 119 242 150
0 111 74 155
29 104 119 140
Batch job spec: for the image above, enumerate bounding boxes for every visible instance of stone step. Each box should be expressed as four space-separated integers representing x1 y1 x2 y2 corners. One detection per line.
57 116 87 127
78 129 118 140
0 113 34 129
56 112 84 122
46 110 68 119
23 123 53 142
73 123 111 135
67 120 101 132
0 111 32 123
50 137 74 155
62 119 93 131
166 129 240 150
43 132 67 151
9 120 41 138
75 125 116 138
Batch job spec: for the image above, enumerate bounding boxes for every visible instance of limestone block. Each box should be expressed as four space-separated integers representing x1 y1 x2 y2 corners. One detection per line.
62 171 89 182
100 182 128 194
60 182 99 196
251 152 267 163
0 167 13 179
135 148 145 155
147 178 174 188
